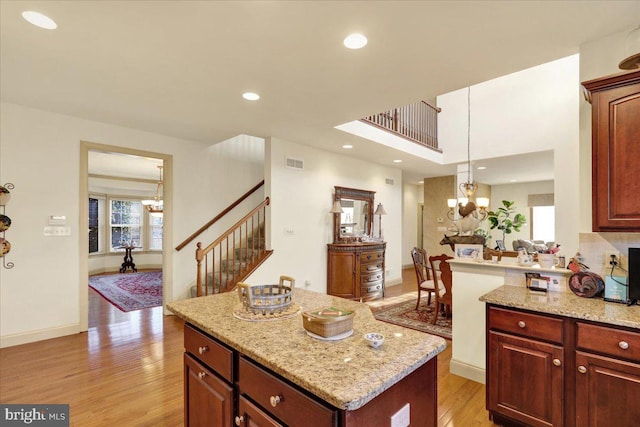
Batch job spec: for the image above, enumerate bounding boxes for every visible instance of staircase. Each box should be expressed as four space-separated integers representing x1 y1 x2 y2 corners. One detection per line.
191 197 272 297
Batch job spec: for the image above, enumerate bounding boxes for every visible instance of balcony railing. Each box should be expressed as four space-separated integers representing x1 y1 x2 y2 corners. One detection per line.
362 100 441 151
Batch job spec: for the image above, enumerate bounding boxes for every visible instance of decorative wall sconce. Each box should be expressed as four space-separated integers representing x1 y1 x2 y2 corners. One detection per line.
1 183 15 269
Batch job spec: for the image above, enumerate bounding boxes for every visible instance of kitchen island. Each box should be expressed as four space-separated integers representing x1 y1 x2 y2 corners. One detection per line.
167 288 446 427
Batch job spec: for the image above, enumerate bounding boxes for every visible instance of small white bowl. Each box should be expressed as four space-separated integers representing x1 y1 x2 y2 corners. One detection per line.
364 332 384 348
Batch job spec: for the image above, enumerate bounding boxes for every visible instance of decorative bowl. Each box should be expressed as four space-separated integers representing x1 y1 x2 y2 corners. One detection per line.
364 332 384 348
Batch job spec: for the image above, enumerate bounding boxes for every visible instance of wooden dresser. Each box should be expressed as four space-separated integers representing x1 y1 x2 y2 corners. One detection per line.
327 242 385 301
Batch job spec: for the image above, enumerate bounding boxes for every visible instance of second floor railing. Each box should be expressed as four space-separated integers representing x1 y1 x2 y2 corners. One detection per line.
362 100 441 151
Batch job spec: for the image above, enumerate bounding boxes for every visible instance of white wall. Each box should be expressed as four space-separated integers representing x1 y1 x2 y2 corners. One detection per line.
247 137 403 292
0 102 263 346
438 54 580 254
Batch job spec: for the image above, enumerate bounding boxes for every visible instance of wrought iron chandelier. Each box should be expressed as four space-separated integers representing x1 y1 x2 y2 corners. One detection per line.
142 165 163 217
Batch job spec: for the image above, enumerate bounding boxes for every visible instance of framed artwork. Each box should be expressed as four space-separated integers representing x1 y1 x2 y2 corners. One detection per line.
495 239 507 251
454 244 483 260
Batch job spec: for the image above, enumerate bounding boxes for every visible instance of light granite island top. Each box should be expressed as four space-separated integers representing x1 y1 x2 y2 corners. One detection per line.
167 288 447 411
480 285 640 329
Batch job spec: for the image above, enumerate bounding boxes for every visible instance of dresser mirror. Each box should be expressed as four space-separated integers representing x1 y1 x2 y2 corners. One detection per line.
332 186 375 243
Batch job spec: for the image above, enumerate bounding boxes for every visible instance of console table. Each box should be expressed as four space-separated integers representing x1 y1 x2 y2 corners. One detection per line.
117 245 141 273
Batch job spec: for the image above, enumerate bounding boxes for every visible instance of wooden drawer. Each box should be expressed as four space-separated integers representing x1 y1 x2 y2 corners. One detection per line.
184 324 234 382
361 281 383 295
488 306 564 344
361 271 383 284
238 357 337 427
576 322 640 362
361 261 383 273
361 250 384 264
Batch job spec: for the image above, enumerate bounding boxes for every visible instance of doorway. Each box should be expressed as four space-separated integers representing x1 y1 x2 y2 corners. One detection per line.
79 141 173 331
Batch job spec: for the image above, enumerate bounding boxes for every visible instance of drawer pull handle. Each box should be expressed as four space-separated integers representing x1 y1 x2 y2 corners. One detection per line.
198 371 206 379
518 321 526 328
578 365 587 374
234 415 245 426
270 395 282 407
198 346 209 355
619 341 629 350
553 358 562 367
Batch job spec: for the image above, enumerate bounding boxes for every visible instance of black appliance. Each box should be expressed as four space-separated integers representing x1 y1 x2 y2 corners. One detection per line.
629 247 640 303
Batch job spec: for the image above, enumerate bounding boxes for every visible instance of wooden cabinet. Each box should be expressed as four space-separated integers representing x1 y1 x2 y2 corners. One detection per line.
327 242 385 301
487 305 640 427
184 354 234 427
583 70 640 232
487 308 564 427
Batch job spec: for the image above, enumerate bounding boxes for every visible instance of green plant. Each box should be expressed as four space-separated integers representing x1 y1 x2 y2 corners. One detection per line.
473 228 492 248
487 200 527 243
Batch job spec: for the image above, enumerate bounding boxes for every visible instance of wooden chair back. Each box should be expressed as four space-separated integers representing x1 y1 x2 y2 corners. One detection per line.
429 254 453 304
410 247 432 283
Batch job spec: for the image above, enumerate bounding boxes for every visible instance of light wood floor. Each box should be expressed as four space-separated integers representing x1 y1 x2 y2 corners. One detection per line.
0 269 497 426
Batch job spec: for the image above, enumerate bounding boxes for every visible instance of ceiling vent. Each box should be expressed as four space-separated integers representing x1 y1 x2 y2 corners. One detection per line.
385 178 395 186
285 157 304 170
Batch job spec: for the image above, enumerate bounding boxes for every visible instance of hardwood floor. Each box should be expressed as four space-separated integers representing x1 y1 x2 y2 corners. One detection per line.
0 270 497 426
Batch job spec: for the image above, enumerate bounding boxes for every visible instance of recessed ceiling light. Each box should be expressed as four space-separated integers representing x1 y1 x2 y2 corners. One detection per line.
242 92 260 101
477 166 487 170
343 33 367 49
342 144 353 149
22 11 57 30
393 159 402 163
418 181 424 184
510 179 517 183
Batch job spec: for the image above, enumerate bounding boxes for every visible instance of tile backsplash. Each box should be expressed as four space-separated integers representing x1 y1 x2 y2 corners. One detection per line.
578 232 640 278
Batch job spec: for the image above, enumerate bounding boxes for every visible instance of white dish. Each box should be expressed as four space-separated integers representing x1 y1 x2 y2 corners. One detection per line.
306 329 353 341
364 332 385 348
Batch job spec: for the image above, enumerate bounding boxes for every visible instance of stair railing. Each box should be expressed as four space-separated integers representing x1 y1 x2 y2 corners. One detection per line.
194 197 271 296
175 180 264 252
361 100 442 152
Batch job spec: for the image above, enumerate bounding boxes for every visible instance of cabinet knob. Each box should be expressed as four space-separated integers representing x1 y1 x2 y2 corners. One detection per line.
578 365 587 374
198 371 206 379
553 358 562 367
518 321 526 328
234 415 245 426
198 346 209 355
619 341 629 350
270 395 282 407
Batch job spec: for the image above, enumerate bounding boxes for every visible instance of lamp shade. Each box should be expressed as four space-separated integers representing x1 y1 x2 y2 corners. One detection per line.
374 203 387 216
476 197 490 208
330 200 343 214
447 198 457 208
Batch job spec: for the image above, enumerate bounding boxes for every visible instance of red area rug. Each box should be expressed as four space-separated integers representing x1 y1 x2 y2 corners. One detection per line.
89 271 162 312
373 298 452 340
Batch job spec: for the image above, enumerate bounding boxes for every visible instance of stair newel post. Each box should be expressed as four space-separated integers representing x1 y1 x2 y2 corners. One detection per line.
195 242 204 297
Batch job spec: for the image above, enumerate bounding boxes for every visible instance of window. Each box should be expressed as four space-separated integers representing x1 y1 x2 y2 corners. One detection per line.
149 214 163 250
110 199 142 250
531 205 555 242
89 198 99 253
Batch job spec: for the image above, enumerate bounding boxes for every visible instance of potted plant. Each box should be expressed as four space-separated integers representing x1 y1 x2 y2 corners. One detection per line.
487 200 526 246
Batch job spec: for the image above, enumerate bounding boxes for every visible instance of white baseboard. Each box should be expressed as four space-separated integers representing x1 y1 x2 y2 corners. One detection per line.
386 277 403 287
0 323 80 348
450 359 486 384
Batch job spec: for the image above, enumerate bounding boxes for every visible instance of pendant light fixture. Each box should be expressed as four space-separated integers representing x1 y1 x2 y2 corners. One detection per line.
142 165 163 217
619 25 640 70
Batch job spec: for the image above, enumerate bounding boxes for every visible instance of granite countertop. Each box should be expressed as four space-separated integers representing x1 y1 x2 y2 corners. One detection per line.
480 285 640 329
167 288 446 411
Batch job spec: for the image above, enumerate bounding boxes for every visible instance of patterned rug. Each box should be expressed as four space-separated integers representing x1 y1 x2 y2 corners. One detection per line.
89 271 162 312
373 297 452 340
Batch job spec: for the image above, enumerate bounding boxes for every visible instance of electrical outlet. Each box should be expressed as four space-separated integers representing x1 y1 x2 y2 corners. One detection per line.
605 251 621 267
390 403 410 427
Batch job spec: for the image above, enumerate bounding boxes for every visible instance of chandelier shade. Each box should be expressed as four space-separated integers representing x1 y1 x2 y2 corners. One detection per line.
141 165 163 216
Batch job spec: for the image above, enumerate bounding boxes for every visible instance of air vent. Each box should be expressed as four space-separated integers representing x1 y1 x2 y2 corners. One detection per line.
285 157 304 170
385 178 395 185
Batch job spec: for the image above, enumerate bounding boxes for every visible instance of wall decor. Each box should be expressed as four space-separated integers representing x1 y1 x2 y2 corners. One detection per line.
1 183 15 269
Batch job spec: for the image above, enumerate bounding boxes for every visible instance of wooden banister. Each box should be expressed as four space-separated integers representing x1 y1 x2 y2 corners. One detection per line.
175 180 264 251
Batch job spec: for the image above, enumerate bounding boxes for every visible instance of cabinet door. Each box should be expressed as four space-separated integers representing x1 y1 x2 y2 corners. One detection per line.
488 331 564 427
184 354 234 427
236 395 283 427
327 251 357 299
575 351 640 427
591 78 640 231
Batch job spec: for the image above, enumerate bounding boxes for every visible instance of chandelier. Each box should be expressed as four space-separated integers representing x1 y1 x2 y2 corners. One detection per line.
447 87 489 226
142 165 163 217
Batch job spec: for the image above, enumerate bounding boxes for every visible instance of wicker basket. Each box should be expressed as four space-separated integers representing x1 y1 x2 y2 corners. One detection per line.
237 276 295 315
302 307 354 338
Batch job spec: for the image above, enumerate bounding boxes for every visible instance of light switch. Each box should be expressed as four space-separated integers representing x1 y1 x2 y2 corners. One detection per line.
44 226 71 236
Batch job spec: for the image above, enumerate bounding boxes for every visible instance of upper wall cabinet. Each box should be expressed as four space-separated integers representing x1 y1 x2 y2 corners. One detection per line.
583 70 640 232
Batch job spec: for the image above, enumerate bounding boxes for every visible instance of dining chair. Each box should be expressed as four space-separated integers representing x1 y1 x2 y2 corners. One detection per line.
411 247 443 310
428 254 454 324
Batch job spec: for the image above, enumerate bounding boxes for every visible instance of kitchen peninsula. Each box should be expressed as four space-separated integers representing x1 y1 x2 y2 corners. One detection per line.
167 288 446 427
